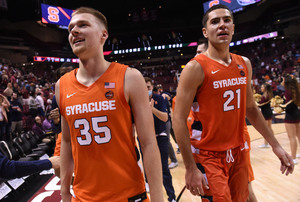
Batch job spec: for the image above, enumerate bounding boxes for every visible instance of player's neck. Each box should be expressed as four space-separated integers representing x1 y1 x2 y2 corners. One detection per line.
205 46 231 66
76 57 111 87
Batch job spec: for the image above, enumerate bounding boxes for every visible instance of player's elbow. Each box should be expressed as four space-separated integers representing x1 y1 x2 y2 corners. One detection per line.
162 113 168 122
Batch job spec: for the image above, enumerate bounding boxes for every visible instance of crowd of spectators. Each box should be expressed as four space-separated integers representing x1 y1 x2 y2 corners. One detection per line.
0 37 299 142
0 61 56 142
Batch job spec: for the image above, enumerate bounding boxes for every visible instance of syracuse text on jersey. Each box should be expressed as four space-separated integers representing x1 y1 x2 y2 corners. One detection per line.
65 100 116 116
213 76 247 89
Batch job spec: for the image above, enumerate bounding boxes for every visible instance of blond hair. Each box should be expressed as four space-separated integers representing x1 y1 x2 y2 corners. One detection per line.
72 7 108 31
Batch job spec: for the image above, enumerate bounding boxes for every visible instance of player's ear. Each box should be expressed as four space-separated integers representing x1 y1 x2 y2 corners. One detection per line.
101 30 108 42
232 24 235 36
202 27 208 38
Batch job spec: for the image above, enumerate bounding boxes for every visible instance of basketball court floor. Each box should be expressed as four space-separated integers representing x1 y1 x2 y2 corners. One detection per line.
8 122 299 202
168 123 300 202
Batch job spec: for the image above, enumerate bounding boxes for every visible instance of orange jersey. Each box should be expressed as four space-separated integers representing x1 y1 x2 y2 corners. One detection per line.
191 53 248 151
172 96 194 133
53 132 61 156
59 62 146 201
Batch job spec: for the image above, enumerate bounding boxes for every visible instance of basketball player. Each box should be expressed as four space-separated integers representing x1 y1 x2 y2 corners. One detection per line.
195 36 258 201
195 38 208 56
56 7 163 201
173 4 294 201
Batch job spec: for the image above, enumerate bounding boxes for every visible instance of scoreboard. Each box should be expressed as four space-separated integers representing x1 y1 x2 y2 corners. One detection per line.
41 3 74 28
203 0 261 13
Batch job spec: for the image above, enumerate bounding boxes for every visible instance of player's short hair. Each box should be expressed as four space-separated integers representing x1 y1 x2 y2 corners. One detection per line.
144 77 153 85
60 62 74 68
202 4 233 28
197 38 208 49
72 7 108 31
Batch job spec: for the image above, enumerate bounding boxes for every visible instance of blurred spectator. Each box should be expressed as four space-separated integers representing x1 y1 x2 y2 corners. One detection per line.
29 91 38 118
35 89 45 117
10 92 23 136
0 94 9 140
32 115 46 140
3 82 13 99
43 113 52 132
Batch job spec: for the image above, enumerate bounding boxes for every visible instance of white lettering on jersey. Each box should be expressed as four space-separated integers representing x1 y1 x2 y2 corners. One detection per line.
66 100 116 116
213 77 247 89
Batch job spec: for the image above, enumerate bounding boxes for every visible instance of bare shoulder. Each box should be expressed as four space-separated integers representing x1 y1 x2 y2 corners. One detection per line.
180 59 204 88
124 67 144 82
241 56 251 65
124 67 146 102
55 79 61 108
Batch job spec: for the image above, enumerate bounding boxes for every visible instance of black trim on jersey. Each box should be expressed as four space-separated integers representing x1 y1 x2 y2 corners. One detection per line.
196 163 213 201
192 121 203 131
128 192 147 202
196 163 205 174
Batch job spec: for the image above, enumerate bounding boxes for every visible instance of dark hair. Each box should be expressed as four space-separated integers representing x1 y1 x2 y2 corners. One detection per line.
262 83 273 100
202 4 233 27
144 77 153 85
284 74 300 105
72 7 108 31
61 62 74 68
197 38 208 49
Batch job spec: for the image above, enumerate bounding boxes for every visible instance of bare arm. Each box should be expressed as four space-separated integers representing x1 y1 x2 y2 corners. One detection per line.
125 68 164 202
151 99 168 122
243 56 294 175
256 100 271 107
173 60 208 196
55 80 73 201
0 94 10 108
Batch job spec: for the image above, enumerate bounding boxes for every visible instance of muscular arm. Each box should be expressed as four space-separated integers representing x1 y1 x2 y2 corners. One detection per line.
173 60 208 195
243 56 294 175
55 80 74 201
125 68 164 202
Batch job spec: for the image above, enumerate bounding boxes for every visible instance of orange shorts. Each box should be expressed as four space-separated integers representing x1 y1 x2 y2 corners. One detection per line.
244 127 255 182
243 141 255 182
193 146 249 202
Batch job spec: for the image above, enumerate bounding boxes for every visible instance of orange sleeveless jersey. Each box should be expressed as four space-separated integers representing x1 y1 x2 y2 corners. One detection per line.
59 62 146 201
191 53 248 151
53 132 61 156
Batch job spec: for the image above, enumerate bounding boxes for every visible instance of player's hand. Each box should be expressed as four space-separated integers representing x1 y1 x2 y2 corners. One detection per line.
50 108 60 124
185 166 209 196
150 98 154 108
49 156 60 169
272 145 294 175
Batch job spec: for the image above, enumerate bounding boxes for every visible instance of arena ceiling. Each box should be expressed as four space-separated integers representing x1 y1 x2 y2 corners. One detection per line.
2 0 297 35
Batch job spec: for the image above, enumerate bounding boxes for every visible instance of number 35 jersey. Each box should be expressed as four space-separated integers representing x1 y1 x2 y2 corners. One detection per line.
59 62 146 201
191 53 248 152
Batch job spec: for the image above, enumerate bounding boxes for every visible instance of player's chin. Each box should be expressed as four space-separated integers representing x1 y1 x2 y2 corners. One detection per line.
72 48 84 57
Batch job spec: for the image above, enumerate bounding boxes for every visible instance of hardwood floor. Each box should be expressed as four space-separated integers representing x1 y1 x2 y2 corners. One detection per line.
162 123 300 202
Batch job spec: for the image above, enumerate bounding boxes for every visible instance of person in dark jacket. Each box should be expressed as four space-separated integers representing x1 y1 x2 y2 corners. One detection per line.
0 152 59 179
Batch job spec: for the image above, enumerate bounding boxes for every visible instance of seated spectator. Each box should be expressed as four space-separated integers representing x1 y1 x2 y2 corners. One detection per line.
32 116 46 140
43 113 52 132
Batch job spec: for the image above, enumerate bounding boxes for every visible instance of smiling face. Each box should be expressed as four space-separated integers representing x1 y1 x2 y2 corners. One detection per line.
202 8 235 46
68 13 108 59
